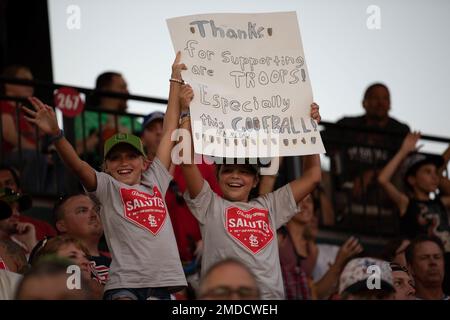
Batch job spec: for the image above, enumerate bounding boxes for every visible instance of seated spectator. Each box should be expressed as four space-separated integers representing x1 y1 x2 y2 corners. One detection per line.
53 193 110 283
406 235 448 300
198 258 260 300
0 165 57 240
0 65 58 194
0 239 28 300
16 257 94 300
75 71 141 169
390 262 416 300
0 188 38 254
141 110 220 290
278 194 363 299
382 238 411 267
338 257 395 300
323 83 410 231
29 234 103 299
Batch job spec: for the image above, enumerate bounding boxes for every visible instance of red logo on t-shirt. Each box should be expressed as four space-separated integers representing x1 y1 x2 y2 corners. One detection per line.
120 186 167 235
225 207 274 254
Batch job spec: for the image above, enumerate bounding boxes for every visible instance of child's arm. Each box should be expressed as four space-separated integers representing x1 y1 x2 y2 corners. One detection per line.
156 51 186 170
23 97 97 191
179 84 205 199
377 132 420 215
289 103 322 203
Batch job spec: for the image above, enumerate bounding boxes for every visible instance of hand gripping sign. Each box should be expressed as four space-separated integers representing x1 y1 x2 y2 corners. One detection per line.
167 12 325 158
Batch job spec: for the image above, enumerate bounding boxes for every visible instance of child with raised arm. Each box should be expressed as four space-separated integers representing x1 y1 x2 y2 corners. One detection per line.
22 53 188 300
377 132 450 250
177 84 322 299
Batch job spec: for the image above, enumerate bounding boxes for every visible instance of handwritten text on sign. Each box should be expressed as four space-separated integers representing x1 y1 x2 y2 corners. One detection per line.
167 12 325 157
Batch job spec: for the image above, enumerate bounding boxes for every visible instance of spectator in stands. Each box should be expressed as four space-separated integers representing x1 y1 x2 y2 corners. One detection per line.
406 235 448 300
0 65 56 194
29 235 104 299
16 257 94 300
53 193 111 283
75 71 141 170
390 262 416 300
0 165 56 240
278 194 363 299
0 239 27 300
198 258 260 300
141 111 165 164
180 81 322 299
378 132 450 293
323 83 410 229
0 188 38 254
23 53 187 300
338 257 395 300
0 65 36 153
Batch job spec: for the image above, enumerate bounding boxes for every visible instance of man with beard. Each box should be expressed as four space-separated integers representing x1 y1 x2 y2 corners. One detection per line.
406 235 448 300
53 193 111 283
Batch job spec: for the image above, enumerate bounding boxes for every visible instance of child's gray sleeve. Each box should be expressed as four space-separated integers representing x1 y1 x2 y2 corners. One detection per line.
83 171 110 204
183 180 214 225
262 184 298 229
142 157 173 196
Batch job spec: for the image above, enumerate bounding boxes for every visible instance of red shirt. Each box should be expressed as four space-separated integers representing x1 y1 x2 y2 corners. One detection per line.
0 101 37 152
165 163 221 262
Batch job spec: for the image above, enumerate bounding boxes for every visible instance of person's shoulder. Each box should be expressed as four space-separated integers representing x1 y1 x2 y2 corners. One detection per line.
387 117 410 132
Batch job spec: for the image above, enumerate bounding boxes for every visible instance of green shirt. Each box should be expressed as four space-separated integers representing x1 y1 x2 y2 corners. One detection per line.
74 111 142 141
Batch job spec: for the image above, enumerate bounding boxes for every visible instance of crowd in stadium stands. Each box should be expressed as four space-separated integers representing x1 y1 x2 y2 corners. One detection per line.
0 55 449 300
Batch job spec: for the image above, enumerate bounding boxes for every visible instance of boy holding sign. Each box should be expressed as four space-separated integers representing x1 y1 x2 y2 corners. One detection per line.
22 53 188 300
178 84 321 299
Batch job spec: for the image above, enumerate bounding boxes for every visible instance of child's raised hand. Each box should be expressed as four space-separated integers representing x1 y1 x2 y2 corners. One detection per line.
401 131 421 153
179 84 194 111
23 97 60 136
310 103 321 123
171 51 187 81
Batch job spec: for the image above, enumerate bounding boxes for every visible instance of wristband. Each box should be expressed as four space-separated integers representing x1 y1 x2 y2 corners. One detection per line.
49 129 64 143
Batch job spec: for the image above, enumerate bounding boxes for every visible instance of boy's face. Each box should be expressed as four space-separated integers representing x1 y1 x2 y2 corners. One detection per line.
218 164 258 202
57 243 91 279
104 144 146 186
408 164 439 194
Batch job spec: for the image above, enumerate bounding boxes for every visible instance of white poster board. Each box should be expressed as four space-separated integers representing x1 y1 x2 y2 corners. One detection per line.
167 12 325 158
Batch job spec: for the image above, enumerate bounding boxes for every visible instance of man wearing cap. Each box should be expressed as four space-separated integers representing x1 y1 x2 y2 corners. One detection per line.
141 111 165 163
390 262 416 300
338 257 395 300
0 188 39 254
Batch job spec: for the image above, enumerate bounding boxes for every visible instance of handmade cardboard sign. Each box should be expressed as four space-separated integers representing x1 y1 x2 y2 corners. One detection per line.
167 12 325 158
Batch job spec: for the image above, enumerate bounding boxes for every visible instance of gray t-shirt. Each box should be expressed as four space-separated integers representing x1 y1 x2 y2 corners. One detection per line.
90 157 186 292
184 181 297 299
